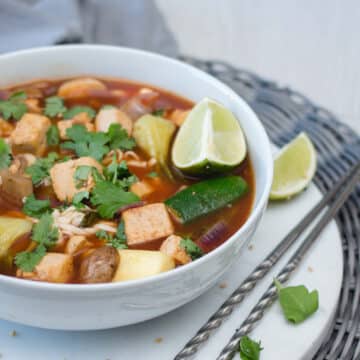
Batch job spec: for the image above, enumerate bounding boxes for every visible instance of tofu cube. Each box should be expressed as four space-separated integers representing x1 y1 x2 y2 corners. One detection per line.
160 235 191 265
169 109 190 127
130 181 154 198
112 249 175 282
123 203 174 246
18 253 74 283
10 113 51 156
50 157 102 202
65 235 88 254
95 108 133 135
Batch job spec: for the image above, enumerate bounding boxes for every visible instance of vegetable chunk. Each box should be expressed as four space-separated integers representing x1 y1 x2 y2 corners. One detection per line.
65 235 88 255
50 157 102 202
95 107 133 135
130 180 154 198
160 235 191 265
58 78 106 98
10 113 51 156
112 249 175 282
123 203 174 246
18 253 74 283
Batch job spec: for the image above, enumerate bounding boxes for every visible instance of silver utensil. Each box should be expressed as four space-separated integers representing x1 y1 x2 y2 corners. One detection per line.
175 162 360 360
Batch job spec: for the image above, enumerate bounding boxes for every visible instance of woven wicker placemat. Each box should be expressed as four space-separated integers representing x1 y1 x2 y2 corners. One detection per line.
181 56 360 360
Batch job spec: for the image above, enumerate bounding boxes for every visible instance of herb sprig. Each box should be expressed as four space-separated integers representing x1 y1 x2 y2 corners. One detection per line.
0 91 27 120
239 336 263 360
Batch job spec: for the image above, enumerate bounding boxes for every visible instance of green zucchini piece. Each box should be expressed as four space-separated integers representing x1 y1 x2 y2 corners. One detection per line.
165 176 248 223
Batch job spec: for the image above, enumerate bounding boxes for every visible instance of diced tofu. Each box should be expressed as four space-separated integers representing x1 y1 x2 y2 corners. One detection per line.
160 235 191 265
123 203 174 246
169 109 190 127
65 235 88 255
112 250 175 282
57 112 94 139
10 113 51 156
57 78 106 98
0 118 14 137
130 181 154 198
18 253 74 283
95 108 133 135
50 157 103 202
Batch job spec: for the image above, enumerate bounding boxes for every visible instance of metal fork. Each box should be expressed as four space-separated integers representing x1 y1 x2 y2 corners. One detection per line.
175 162 360 360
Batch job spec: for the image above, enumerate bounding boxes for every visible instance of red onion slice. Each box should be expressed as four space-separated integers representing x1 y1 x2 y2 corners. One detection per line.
198 221 229 251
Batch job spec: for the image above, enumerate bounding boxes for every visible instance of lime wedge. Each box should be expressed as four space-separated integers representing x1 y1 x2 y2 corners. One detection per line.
270 132 317 200
172 98 247 174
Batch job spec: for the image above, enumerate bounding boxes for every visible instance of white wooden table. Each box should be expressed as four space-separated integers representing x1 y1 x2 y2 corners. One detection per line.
157 0 360 134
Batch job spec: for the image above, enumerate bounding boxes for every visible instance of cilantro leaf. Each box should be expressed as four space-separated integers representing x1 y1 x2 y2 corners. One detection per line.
73 165 93 188
239 336 263 360
72 191 90 208
0 91 27 120
23 194 51 218
274 279 319 324
104 157 137 189
107 123 136 150
0 138 11 170
152 109 165 117
46 125 60 146
15 244 47 272
14 214 59 272
90 180 139 219
180 238 203 260
62 124 109 161
44 96 67 117
147 171 158 178
32 213 59 247
26 152 58 186
63 106 96 120
96 221 128 249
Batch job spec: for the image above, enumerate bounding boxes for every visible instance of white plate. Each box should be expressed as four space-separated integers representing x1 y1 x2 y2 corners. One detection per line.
0 180 342 359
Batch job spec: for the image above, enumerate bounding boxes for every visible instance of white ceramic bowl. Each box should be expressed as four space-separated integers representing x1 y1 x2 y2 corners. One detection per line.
0 45 273 330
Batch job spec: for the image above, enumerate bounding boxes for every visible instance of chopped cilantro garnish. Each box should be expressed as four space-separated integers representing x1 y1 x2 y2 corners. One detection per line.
62 124 109 161
104 156 137 190
14 214 59 271
90 180 139 219
23 194 51 218
0 91 27 120
239 336 263 360
62 124 136 161
14 244 47 272
73 165 93 188
96 221 128 249
274 279 319 324
44 96 67 117
63 105 96 120
107 123 136 150
0 138 11 170
72 191 90 208
46 125 60 146
147 171 158 178
152 109 165 117
180 238 204 260
25 152 58 186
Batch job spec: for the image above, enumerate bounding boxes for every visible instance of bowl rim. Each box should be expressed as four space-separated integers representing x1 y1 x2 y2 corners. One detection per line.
0 44 273 293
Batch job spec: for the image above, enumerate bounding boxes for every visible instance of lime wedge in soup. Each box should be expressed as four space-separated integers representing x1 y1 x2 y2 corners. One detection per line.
270 132 317 200
172 98 247 174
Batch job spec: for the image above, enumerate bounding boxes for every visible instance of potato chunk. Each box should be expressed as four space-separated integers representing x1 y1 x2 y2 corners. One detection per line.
19 253 74 283
123 203 174 246
95 107 133 135
50 157 102 202
10 113 51 156
113 250 175 282
160 235 191 265
57 78 106 98
57 112 94 140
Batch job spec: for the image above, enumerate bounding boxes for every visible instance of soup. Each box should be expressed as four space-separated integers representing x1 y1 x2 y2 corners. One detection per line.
0 77 254 284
